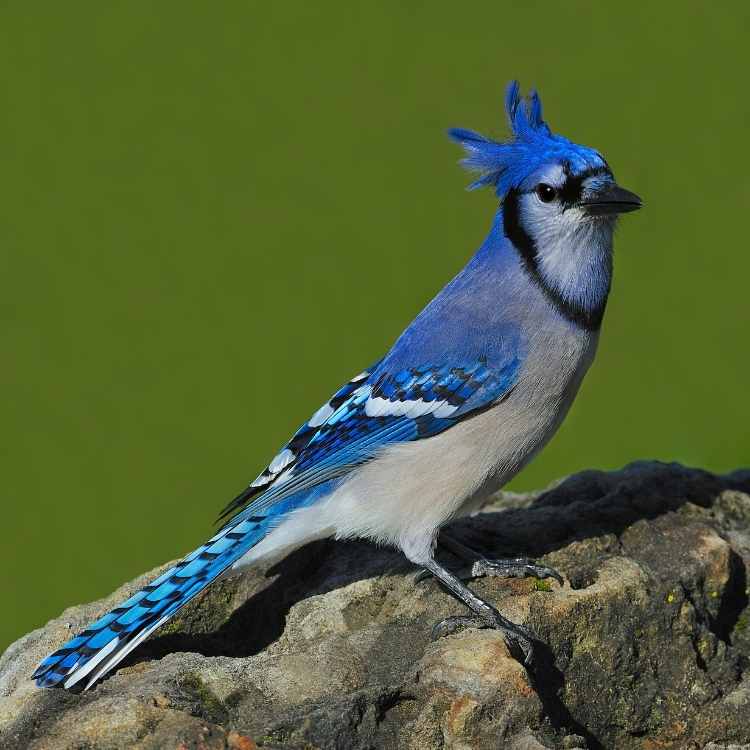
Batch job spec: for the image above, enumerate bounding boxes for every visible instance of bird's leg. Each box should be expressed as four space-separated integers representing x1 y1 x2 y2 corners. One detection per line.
440 532 563 585
417 556 535 666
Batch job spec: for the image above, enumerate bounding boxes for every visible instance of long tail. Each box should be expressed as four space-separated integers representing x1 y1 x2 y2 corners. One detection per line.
32 515 269 691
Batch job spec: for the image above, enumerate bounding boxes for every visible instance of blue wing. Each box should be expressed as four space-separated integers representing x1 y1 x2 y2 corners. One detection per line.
219 354 521 526
34 354 522 690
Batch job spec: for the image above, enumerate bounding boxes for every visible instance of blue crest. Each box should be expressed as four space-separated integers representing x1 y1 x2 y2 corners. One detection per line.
449 81 606 198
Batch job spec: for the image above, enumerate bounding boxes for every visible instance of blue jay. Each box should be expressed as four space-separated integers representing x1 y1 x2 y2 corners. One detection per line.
33 81 641 690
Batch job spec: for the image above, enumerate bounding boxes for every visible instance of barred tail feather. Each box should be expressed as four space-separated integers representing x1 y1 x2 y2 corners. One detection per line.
32 516 269 691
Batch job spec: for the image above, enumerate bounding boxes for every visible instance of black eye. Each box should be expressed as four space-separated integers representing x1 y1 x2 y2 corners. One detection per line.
536 183 557 203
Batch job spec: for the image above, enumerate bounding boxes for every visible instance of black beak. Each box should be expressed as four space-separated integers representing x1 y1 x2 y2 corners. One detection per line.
580 185 643 216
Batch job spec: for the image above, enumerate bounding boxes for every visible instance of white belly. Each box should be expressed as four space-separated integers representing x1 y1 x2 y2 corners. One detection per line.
236 326 598 570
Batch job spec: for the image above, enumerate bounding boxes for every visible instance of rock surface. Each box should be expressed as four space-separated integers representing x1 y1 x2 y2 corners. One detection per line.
2 462 750 749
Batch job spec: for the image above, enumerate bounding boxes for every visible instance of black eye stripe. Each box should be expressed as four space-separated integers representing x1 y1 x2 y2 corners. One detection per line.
561 164 612 205
528 164 611 206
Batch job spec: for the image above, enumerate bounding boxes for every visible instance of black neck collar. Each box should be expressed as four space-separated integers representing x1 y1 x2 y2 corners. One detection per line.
502 189 606 331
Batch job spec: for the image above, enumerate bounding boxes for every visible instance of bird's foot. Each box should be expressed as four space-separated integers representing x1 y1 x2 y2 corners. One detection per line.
465 557 563 586
415 557 562 586
431 612 536 666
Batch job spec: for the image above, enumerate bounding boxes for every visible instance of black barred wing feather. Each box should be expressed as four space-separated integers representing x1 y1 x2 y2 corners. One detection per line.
219 356 520 526
218 365 377 522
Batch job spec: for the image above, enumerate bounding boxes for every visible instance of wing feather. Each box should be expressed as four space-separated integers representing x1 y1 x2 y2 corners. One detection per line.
219 355 520 527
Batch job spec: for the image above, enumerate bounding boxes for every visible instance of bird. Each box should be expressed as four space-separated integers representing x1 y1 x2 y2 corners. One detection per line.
33 81 641 691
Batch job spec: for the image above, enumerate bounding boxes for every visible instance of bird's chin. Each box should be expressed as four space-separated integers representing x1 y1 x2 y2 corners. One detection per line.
582 205 638 218
577 211 617 227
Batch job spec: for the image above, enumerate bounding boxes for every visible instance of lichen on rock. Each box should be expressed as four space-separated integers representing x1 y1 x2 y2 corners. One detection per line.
1 461 749 749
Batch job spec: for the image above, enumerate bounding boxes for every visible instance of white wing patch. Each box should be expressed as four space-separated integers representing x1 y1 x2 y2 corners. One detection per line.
238 367 378 503
308 402 335 428
272 466 293 486
62 637 120 690
249 449 296 490
364 395 458 419
269 448 295 473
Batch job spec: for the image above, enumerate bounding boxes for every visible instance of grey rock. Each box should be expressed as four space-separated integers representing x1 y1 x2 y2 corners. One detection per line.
2 461 750 749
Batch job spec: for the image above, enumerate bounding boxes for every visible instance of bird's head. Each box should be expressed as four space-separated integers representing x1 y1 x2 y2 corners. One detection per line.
450 81 641 329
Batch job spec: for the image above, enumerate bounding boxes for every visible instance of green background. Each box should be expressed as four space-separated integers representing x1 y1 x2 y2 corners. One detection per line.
2 3 748 654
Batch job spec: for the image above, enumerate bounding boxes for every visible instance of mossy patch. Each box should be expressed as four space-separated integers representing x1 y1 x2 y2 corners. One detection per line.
533 579 553 592
154 619 185 637
179 673 228 725
168 579 237 636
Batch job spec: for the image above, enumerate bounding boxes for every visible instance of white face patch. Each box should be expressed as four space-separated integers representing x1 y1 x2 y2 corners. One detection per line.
517 167 615 317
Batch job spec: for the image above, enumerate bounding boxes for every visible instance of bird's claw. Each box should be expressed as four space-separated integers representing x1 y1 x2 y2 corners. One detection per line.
414 568 434 584
466 557 564 586
430 614 480 638
431 613 536 666
416 558 563 587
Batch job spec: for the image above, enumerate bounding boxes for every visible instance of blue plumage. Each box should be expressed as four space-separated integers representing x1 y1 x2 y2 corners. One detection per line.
34 519 269 688
223 357 521 522
449 80 606 197
33 357 519 690
33 80 641 689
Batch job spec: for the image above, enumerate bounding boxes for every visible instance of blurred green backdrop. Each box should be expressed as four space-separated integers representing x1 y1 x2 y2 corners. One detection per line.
1 2 748 654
